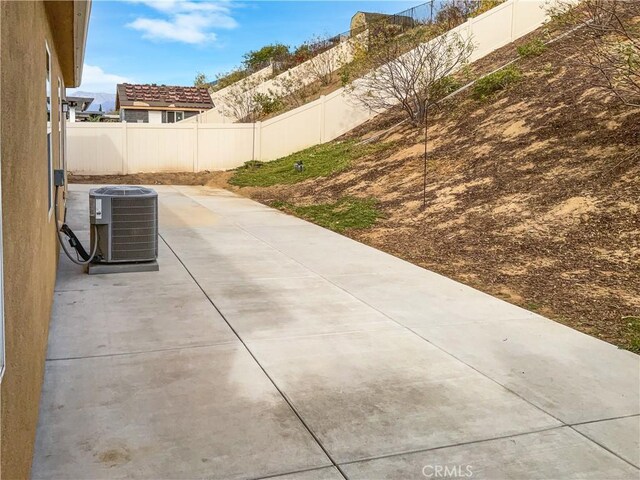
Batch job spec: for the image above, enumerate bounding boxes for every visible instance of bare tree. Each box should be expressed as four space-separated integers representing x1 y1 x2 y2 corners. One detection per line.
193 72 209 88
345 26 473 209
270 34 354 105
302 35 352 86
218 77 285 122
346 27 474 126
273 72 320 108
217 75 262 122
305 49 338 86
549 0 640 107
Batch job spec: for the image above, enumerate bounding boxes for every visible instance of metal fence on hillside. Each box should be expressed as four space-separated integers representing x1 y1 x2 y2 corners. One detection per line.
260 1 504 74
322 0 503 48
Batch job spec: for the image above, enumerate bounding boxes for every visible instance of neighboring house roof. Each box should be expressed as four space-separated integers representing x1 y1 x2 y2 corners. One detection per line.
67 96 94 112
116 83 214 110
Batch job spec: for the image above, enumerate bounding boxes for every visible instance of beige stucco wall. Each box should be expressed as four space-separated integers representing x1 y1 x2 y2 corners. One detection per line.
1 1 66 478
350 12 367 32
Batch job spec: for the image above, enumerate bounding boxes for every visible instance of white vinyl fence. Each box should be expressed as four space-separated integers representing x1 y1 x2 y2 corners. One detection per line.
67 92 371 174
68 0 551 175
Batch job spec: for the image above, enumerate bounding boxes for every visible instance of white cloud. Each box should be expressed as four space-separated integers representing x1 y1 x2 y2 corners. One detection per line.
127 0 237 45
70 64 132 93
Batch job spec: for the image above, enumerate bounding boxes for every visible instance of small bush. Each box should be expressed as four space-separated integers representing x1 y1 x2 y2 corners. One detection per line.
471 0 505 18
432 75 463 99
213 69 248 91
517 38 547 58
472 65 522 100
243 43 291 71
340 67 352 87
241 160 264 170
623 316 640 354
339 42 369 86
254 92 283 115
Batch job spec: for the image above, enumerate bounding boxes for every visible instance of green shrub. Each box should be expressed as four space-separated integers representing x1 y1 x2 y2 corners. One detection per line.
472 65 522 100
213 69 248 91
253 92 283 115
432 75 463 99
194 72 209 88
339 42 368 86
340 69 351 87
241 160 264 170
470 0 505 18
243 43 291 71
517 38 547 58
292 44 314 64
623 316 640 354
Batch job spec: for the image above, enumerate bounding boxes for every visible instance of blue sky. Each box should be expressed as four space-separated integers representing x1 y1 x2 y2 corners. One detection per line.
72 0 419 94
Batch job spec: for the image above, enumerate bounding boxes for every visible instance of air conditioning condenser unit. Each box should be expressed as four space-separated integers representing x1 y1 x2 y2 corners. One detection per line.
88 186 159 274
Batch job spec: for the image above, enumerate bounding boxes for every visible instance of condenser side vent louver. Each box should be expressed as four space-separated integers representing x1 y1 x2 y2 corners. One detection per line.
111 196 157 261
89 186 158 264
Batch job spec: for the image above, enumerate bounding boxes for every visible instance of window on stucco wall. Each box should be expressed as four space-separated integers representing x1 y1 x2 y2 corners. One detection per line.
0 161 3 381
58 78 65 174
0 156 3 381
166 111 184 123
0 166 3 382
46 42 53 217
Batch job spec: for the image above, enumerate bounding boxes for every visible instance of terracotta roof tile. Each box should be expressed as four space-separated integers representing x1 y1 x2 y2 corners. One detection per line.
116 83 214 109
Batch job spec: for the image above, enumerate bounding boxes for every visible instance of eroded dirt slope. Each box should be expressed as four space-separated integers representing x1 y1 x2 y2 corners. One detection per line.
241 24 640 348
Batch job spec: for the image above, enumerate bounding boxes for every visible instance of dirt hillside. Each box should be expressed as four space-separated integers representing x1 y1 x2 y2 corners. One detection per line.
235 22 640 349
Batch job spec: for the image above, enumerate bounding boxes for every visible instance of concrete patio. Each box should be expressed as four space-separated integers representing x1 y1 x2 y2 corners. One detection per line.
32 184 639 479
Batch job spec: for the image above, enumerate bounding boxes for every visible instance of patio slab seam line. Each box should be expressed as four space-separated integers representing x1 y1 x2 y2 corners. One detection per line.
569 425 640 471
221 218 640 467
407 326 640 449
332 413 640 466
44 339 240 362
250 465 341 480
159 233 347 480
335 422 639 470
570 413 640 427
336 424 566 467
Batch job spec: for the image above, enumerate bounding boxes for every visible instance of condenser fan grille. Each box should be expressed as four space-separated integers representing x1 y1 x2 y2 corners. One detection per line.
110 197 157 261
94 186 155 196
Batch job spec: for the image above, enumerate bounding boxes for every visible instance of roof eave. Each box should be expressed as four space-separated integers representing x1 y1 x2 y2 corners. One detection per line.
120 105 211 111
72 0 91 88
